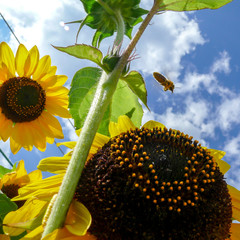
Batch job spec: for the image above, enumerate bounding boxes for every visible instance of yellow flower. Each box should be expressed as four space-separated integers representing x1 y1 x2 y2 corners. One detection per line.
0 42 71 154
0 160 42 237
0 159 42 207
3 116 240 239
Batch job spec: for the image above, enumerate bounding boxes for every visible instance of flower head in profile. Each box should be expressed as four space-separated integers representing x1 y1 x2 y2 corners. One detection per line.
0 160 42 239
0 42 71 154
0 160 42 208
3 116 240 239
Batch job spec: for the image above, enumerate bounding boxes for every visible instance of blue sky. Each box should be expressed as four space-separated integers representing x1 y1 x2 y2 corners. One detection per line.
0 0 240 188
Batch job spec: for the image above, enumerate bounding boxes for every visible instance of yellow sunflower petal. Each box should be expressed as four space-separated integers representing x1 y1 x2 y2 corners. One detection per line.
42 228 97 240
0 113 14 142
3 199 47 236
38 65 57 82
0 160 35 188
61 130 109 155
0 42 15 78
65 200 91 236
0 160 24 186
230 223 240 240
38 156 71 174
208 149 230 174
28 169 42 183
13 160 29 186
46 86 69 96
28 120 48 151
11 123 34 152
14 174 64 201
0 63 8 82
32 55 51 80
142 120 165 130
57 141 76 149
228 185 240 221
10 137 22 155
24 45 39 77
109 115 136 137
41 75 68 89
45 97 71 118
21 225 43 240
37 111 64 139
15 44 29 77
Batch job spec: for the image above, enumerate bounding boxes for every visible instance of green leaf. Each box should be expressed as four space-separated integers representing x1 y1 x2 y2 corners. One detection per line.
69 68 143 135
54 44 103 67
0 164 17 178
111 79 143 129
0 192 17 220
159 0 232 11
96 79 143 136
121 71 148 110
73 0 148 46
69 67 101 129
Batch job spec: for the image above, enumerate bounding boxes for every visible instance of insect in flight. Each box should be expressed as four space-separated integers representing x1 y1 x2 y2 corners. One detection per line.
153 72 175 93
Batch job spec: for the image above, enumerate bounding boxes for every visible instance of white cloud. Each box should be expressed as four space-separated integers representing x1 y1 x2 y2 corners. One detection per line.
131 11 205 81
211 50 231 74
178 50 232 95
143 97 215 146
178 71 216 93
217 96 240 131
224 134 240 158
0 140 11 168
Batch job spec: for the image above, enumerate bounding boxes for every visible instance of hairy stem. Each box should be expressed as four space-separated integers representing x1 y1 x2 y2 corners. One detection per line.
41 0 160 238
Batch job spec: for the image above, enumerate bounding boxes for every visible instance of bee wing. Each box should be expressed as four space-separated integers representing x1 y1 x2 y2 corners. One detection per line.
153 72 167 84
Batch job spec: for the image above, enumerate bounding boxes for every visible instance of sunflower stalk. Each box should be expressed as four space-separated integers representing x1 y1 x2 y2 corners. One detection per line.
41 0 161 238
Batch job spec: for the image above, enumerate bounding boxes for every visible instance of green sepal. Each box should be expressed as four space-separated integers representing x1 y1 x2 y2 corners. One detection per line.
102 54 129 75
121 71 149 110
158 0 232 11
69 67 143 135
74 0 148 46
54 44 103 67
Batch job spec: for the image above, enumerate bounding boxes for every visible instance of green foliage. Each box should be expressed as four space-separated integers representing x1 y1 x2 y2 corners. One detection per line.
69 67 101 129
0 192 18 235
0 192 17 220
74 0 148 46
111 79 143 129
121 71 148 110
102 54 129 75
54 44 103 67
159 0 232 11
69 67 143 135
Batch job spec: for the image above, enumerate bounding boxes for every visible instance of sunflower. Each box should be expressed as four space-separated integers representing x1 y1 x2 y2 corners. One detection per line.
3 116 240 239
0 159 42 208
0 160 42 238
0 42 71 154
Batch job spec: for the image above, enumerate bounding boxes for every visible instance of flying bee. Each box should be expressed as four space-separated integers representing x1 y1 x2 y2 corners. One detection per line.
153 72 175 93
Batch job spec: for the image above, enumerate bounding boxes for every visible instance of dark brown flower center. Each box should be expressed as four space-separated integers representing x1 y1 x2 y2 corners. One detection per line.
75 127 232 240
2 184 25 208
0 77 46 123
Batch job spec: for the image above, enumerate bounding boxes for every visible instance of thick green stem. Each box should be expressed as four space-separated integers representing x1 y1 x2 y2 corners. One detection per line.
41 1 161 238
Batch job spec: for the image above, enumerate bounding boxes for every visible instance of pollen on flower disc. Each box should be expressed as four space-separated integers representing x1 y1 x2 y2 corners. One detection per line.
0 77 46 122
75 127 232 240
